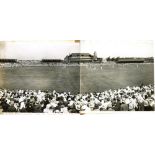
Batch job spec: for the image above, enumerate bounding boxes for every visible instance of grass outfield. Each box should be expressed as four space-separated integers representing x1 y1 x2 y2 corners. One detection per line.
0 66 80 94
80 63 154 93
0 63 154 94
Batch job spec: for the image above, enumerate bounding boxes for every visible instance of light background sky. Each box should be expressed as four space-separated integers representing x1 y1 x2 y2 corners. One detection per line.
0 41 80 60
80 40 153 58
0 40 153 60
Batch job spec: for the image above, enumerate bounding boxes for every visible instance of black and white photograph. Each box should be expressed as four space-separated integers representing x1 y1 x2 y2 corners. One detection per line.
0 1 155 155
0 40 154 113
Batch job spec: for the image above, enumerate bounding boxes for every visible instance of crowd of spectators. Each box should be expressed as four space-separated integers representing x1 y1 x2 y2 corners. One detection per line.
0 60 153 69
0 62 83 67
0 84 154 113
0 63 20 68
0 61 45 67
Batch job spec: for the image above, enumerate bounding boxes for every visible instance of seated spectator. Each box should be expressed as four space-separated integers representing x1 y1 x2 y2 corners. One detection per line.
0 84 154 113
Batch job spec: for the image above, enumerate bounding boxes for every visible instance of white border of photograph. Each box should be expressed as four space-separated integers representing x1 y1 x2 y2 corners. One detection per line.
0 1 155 155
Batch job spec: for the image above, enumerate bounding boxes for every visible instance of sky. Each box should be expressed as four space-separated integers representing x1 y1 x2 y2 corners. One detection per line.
0 41 80 60
0 40 153 60
80 40 153 58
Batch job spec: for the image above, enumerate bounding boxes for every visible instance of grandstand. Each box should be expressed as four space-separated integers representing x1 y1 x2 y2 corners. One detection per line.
41 59 63 63
64 52 103 63
144 57 154 63
116 58 145 63
0 59 17 63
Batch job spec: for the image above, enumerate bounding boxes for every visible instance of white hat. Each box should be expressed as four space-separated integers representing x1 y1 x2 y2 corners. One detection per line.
46 104 51 109
68 98 71 101
76 104 81 110
55 110 60 113
81 105 88 111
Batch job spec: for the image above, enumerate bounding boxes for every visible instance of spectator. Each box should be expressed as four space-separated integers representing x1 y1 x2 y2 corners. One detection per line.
0 84 154 113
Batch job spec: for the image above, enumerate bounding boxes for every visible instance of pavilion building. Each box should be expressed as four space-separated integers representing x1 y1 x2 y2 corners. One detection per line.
64 52 102 63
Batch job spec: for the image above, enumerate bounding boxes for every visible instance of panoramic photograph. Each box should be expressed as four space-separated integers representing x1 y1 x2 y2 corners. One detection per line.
0 40 154 113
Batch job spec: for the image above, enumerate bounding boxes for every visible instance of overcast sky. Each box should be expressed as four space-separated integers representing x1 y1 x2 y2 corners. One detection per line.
0 40 153 60
80 40 153 58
